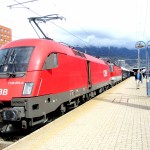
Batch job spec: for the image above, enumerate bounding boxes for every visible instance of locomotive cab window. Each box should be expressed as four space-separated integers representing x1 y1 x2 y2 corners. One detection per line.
0 46 33 74
43 53 58 70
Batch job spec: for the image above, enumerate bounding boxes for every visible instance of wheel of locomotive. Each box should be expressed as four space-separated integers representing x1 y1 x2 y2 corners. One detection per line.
87 93 91 100
60 103 67 115
76 98 80 106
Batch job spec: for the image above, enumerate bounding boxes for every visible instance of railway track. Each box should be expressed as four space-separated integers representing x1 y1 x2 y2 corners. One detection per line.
0 140 14 150
0 127 29 150
0 108 66 150
0 94 101 149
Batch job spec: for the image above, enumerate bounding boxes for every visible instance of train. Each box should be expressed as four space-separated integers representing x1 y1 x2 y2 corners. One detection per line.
0 38 131 132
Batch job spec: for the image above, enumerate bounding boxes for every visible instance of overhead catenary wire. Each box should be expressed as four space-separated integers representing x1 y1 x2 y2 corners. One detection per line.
48 21 90 46
13 0 41 16
135 0 142 41
48 0 91 39
7 0 38 9
8 0 90 47
142 0 149 41
135 0 149 42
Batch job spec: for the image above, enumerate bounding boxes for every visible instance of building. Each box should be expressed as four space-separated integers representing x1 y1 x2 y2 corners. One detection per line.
0 25 12 47
118 60 126 67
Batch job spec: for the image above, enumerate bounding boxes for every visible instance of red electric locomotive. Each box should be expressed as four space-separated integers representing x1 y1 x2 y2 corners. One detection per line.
109 63 122 86
0 38 112 131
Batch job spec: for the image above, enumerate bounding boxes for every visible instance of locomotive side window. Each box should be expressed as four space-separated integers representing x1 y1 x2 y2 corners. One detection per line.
109 64 114 72
43 53 58 70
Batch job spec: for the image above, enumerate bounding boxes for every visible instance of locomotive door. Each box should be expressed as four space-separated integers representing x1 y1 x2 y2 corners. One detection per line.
87 61 92 88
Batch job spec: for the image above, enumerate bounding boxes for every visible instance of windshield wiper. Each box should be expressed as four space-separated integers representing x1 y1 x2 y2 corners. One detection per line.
6 72 16 78
0 72 25 78
7 49 17 74
0 51 10 68
8 49 16 64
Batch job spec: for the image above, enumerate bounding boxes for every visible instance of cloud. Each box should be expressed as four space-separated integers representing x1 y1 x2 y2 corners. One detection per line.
53 29 135 49
1 0 150 50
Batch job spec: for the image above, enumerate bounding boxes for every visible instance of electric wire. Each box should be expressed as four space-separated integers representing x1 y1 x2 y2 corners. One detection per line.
135 0 141 41
8 0 38 8
142 0 149 41
10 0 90 47
48 0 90 38
13 0 40 16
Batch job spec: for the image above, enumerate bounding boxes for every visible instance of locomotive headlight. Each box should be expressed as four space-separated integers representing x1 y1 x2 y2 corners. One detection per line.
22 82 34 95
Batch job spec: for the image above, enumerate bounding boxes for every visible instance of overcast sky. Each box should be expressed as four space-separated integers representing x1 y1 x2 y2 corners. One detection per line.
1 0 150 49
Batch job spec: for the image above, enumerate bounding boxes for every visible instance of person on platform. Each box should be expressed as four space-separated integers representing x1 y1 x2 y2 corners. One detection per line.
135 69 142 89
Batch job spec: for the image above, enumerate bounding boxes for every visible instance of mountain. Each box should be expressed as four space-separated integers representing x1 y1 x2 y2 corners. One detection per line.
75 46 148 68
76 46 146 59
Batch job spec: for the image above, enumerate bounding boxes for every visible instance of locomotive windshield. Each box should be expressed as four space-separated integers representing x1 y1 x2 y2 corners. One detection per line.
0 46 33 77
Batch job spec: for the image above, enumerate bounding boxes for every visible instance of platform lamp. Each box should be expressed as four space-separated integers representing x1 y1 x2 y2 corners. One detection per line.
135 41 146 70
147 41 150 78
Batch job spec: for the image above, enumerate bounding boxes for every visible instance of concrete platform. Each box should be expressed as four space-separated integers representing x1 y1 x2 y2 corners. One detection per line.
4 77 150 150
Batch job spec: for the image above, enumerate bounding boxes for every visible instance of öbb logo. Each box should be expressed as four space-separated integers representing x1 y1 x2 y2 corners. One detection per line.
103 70 108 77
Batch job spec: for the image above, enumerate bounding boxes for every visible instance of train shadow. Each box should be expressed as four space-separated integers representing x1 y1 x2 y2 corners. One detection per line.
0 125 29 142
0 107 72 141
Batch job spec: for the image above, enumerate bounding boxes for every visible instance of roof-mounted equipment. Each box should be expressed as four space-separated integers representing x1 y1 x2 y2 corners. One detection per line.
28 14 66 40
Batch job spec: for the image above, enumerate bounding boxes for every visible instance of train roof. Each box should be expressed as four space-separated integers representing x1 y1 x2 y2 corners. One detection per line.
1 38 107 70
121 67 133 72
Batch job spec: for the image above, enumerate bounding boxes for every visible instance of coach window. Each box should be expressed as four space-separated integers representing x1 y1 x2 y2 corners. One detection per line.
43 53 58 70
